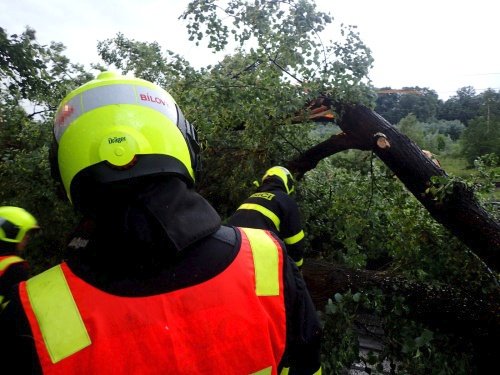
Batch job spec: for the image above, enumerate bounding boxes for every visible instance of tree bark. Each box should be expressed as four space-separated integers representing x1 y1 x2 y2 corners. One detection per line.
288 103 500 270
301 259 499 338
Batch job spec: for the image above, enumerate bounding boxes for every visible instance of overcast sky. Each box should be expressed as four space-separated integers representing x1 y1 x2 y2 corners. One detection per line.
2 0 499 100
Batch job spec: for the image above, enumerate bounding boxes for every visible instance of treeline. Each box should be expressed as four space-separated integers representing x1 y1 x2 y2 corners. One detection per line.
375 87 500 165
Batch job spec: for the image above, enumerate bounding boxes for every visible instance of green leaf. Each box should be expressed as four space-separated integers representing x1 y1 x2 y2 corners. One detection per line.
334 293 343 303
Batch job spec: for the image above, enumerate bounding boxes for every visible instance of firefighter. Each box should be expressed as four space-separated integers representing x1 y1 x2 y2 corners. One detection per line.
228 166 306 268
0 71 322 374
0 206 38 310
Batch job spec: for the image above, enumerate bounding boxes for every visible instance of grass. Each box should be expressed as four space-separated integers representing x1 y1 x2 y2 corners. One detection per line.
439 155 500 202
438 156 476 177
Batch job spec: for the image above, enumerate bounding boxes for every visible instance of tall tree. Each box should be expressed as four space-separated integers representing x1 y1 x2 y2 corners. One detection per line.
397 113 425 147
375 87 440 124
457 89 500 164
438 86 482 125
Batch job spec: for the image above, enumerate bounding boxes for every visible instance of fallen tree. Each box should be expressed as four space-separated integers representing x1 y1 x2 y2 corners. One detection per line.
285 101 499 372
288 102 500 271
301 258 498 374
301 259 498 335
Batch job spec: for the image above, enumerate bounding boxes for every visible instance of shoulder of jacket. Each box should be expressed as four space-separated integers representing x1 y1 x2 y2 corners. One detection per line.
211 225 238 247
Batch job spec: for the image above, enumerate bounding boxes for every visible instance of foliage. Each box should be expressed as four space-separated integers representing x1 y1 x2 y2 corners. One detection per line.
396 88 440 122
432 154 499 215
0 26 92 114
394 115 465 155
322 289 474 375
422 119 465 141
396 114 425 148
375 87 440 124
469 154 499 219
299 155 496 288
0 27 88 272
455 89 500 165
181 0 376 104
424 175 472 204
96 33 198 89
438 86 482 125
321 292 360 374
461 109 500 164
0 101 79 272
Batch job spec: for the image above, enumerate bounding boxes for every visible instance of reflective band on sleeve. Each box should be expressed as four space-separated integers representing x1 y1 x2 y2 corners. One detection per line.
0 255 24 271
295 258 304 267
242 227 279 297
0 296 7 311
281 366 320 374
284 230 304 245
237 203 281 231
54 83 178 142
26 265 91 363
250 366 273 375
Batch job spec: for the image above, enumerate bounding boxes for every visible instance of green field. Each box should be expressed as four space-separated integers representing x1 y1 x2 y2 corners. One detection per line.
439 156 475 177
439 156 500 201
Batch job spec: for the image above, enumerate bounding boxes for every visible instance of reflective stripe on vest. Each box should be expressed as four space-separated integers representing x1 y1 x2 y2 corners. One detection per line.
0 255 24 277
237 203 281 231
25 265 91 363
252 366 273 375
241 227 279 296
21 228 286 373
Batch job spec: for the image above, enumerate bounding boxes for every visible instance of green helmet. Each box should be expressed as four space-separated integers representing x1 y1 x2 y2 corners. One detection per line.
262 166 295 195
53 71 200 206
0 206 39 243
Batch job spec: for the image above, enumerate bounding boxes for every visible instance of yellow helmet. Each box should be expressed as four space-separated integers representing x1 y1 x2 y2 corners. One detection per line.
53 71 200 206
0 206 39 243
262 166 295 195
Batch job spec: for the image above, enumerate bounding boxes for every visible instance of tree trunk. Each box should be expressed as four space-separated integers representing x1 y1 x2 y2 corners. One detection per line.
288 103 500 270
301 258 499 339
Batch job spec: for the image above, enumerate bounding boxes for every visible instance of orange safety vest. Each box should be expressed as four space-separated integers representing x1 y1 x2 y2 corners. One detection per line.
19 227 286 375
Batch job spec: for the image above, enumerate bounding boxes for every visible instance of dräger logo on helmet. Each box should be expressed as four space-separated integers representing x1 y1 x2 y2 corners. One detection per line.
108 136 126 144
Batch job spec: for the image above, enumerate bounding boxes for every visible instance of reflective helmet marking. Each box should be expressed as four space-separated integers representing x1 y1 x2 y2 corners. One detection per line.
55 84 178 143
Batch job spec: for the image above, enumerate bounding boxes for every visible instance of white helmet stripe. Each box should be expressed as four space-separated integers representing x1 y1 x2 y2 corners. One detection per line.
54 84 178 142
